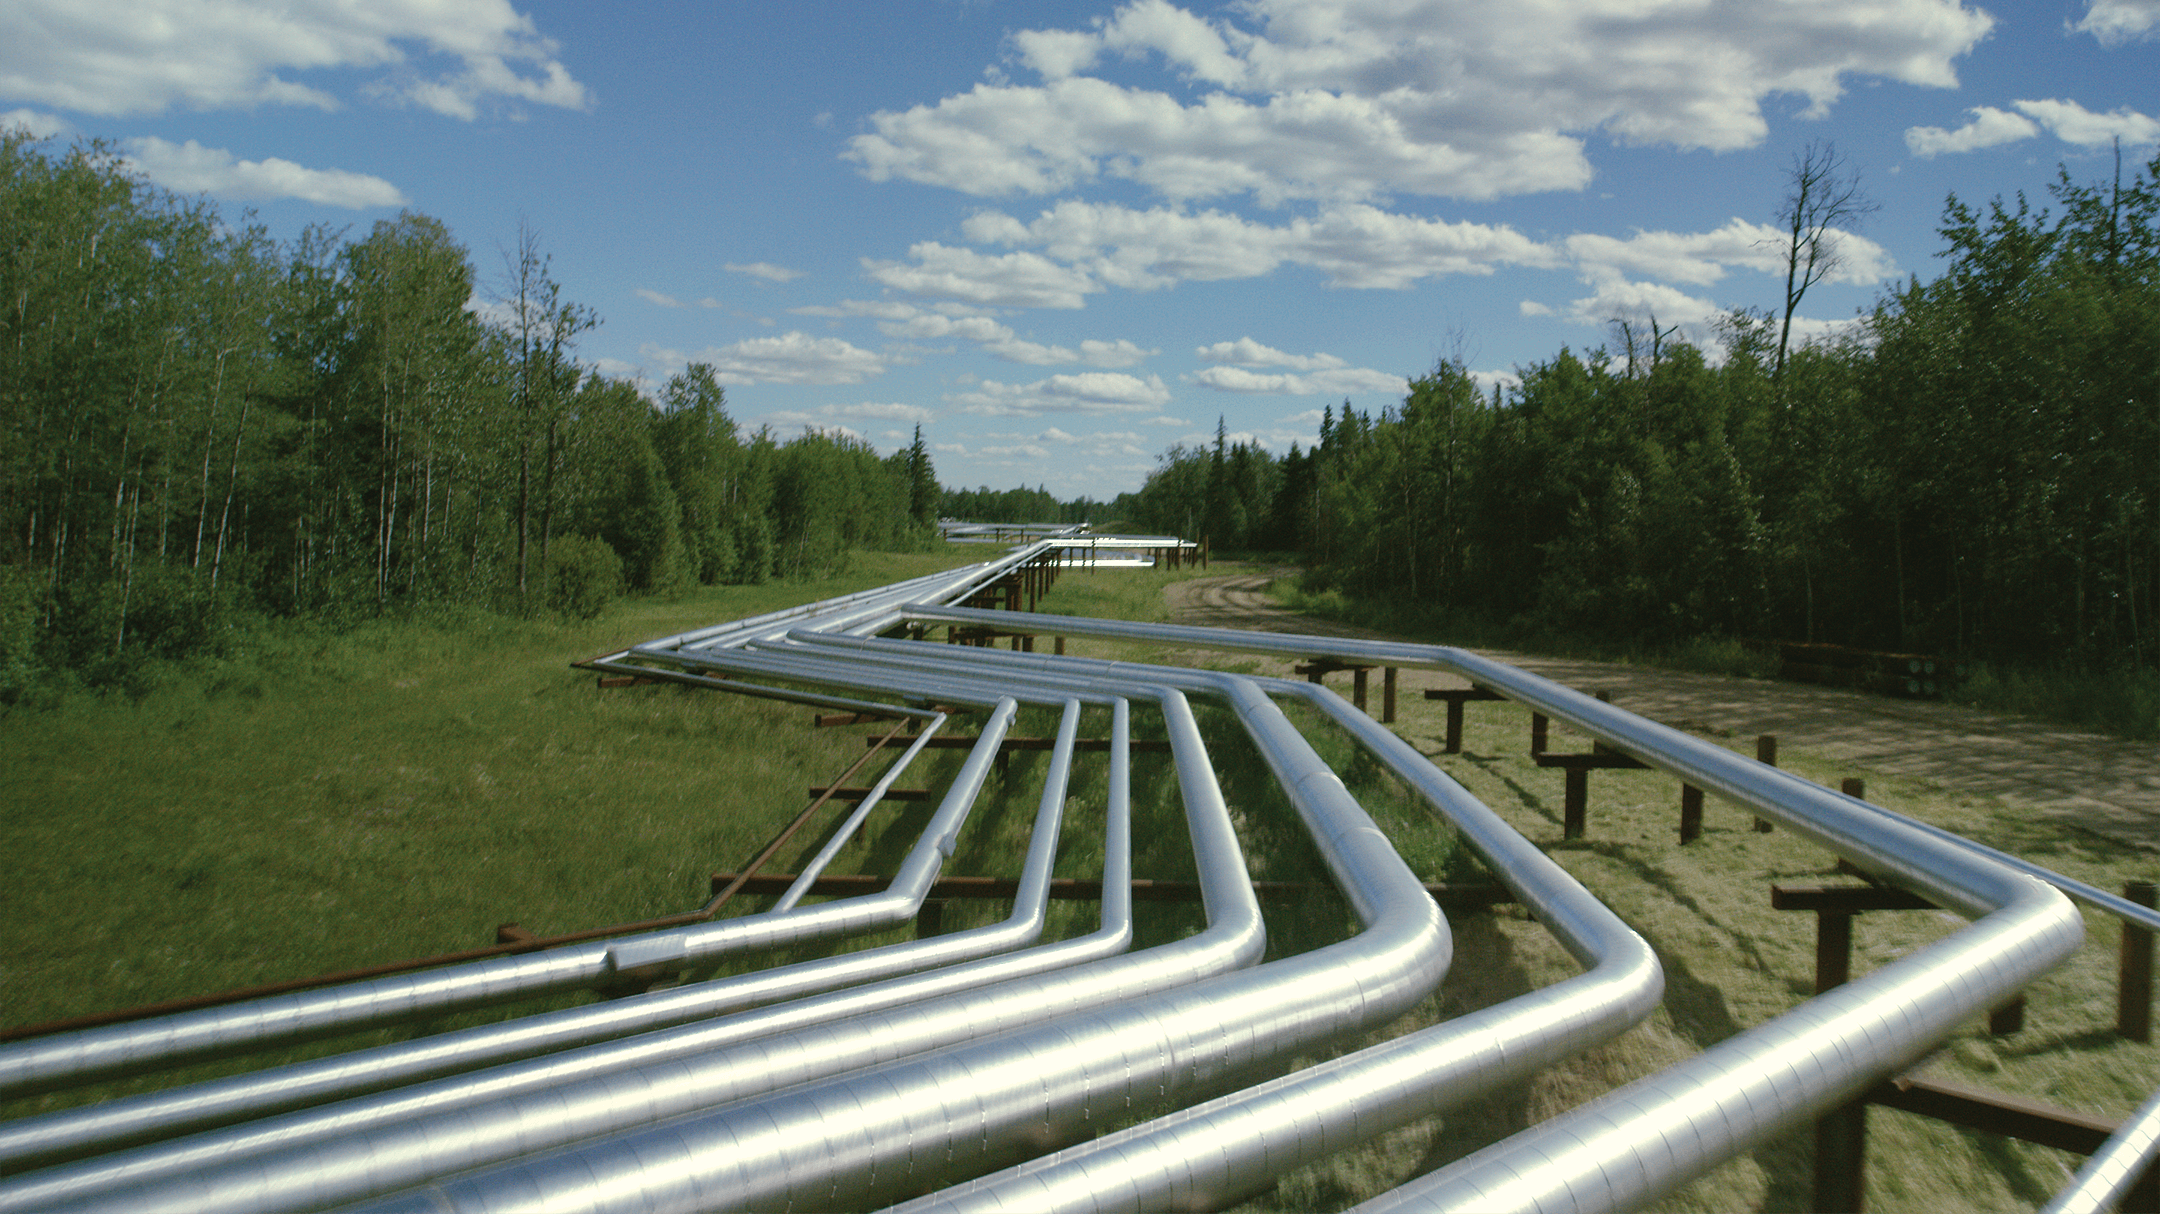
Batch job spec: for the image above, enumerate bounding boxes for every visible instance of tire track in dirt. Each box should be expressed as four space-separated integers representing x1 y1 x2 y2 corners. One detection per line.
1168 571 2160 853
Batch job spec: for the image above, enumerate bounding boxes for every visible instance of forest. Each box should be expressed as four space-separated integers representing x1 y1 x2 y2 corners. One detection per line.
8 126 2157 705
1 131 939 699
1121 150 2160 678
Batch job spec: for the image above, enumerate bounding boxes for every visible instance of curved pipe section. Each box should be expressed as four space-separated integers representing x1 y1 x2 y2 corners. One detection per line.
906 603 2089 1214
0 699 1014 1102
4 696 1118 1214
890 675 1664 1214
0 706 939 1173
331 678 1262 1214
352 646 1446 1214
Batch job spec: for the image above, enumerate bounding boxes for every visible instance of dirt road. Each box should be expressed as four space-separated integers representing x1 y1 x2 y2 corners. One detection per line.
1168 572 2160 853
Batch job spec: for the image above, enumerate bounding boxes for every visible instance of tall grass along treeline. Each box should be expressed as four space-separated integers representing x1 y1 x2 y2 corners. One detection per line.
1111 151 2160 738
1 130 942 705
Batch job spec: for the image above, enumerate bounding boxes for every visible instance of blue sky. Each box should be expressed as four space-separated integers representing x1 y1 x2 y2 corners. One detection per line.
4 1 2157 498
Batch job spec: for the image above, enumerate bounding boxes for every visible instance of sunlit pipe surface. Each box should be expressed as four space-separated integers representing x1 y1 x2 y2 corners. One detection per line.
346 645 1447 1214
0 712 953 1176
0 550 1055 1103
904 603 2160 929
8 696 1129 1214
2043 1083 2160 1214
907 603 2090 1214
0 686 1014 1102
885 673 1663 1214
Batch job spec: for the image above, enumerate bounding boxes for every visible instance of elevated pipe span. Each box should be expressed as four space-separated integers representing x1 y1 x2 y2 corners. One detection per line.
8 696 1143 1214
881 670 1662 1214
344 653 1446 1214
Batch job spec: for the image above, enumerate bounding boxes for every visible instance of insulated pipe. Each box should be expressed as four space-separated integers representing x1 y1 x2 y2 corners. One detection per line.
1357 872 2073 1213
885 676 1664 1214
17 664 1251 1214
2042 1085 2160 1214
353 645 1447 1214
905 604 2160 928
0 711 949 1173
327 672 1261 1214
621 541 1057 659
5 696 1107 1214
899 607 2085 1214
0 699 1017 1101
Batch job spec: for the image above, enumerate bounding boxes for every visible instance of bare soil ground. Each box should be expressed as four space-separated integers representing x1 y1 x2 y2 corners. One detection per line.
1168 571 2160 853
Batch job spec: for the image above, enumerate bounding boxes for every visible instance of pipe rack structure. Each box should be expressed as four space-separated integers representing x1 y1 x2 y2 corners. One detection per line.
0 538 2147 1213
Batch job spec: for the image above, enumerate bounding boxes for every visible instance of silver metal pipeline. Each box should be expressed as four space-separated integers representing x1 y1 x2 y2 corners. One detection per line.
905 604 2090 1213
903 603 2160 930
886 673 1663 1214
319 672 1261 1214
2044 1084 2160 1214
0 710 950 1173
0 697 1013 1101
5 694 1131 1214
348 641 1448 1214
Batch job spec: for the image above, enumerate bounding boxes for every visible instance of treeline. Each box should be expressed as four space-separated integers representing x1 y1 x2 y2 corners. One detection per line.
1 132 936 695
938 484 1104 526
1127 151 2160 669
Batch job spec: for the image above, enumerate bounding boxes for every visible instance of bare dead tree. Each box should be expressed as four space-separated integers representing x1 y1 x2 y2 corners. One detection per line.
1773 140 1876 383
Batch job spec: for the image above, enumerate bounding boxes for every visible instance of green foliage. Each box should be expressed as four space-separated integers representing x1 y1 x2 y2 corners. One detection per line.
0 137 941 684
0 565 41 705
1117 150 2160 717
542 533 623 620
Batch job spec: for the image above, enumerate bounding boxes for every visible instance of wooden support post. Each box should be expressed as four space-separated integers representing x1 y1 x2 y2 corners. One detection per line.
1353 667 1369 713
1531 713 1548 756
1842 777 1866 799
1563 766 1589 840
1814 1100 1869 1214
1054 636 1066 656
1426 687 1503 753
917 900 944 939
1679 784 1703 844
1754 735 1777 832
1989 998 2025 1036
1306 665 1325 686
1817 909 1855 990
1382 667 1397 724
2123 881 2156 1043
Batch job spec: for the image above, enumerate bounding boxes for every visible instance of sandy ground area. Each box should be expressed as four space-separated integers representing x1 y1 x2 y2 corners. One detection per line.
1167 571 2160 853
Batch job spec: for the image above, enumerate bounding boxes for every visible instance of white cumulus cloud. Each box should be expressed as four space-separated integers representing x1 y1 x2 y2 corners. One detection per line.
1191 364 1404 396
1565 218 1893 288
1905 106 2042 156
850 0 1993 205
1196 338 1345 370
690 331 885 386
965 199 1556 293
2012 97 2160 148
118 136 406 207
949 372 1174 417
726 261 805 283
1908 98 2160 155
0 0 587 119
2076 0 2160 45
1 108 70 137
865 243 1099 309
